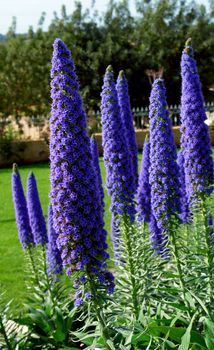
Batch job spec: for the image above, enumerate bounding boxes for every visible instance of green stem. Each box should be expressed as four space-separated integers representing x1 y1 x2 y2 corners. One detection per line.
0 316 13 350
123 216 139 319
27 246 40 286
88 277 112 350
201 200 214 304
141 221 149 308
170 220 191 317
42 245 55 306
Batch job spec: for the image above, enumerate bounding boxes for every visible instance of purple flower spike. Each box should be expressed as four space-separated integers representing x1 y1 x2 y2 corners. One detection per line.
149 214 167 255
90 137 105 216
180 39 214 202
27 172 48 245
149 79 181 243
49 39 114 302
100 66 135 249
46 205 63 276
12 164 34 249
136 137 151 223
208 215 214 246
116 70 138 190
177 151 190 223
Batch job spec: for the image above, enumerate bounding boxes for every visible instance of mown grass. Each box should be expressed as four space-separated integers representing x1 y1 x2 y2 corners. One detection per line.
0 156 138 303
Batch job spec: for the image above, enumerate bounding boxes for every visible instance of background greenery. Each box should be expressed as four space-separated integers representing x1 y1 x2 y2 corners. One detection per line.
0 0 214 129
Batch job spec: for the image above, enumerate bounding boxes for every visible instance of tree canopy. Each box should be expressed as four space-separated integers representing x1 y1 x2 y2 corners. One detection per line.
0 0 214 124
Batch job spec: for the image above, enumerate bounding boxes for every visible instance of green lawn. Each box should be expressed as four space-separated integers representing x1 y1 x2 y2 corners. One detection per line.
0 158 120 303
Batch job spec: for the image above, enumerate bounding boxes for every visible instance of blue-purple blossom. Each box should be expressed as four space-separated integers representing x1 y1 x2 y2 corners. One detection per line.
208 215 214 245
149 214 167 255
12 164 34 248
136 137 151 222
180 40 214 202
100 66 135 248
177 151 190 223
149 79 181 242
116 70 138 190
90 137 105 216
46 205 63 276
27 172 48 245
49 39 114 302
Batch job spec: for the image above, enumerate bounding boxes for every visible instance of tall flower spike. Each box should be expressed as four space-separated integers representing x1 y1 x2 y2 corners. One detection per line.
101 65 135 227
149 214 167 255
50 39 114 304
12 164 34 248
46 205 63 276
136 137 151 223
177 151 190 223
208 215 214 245
116 70 138 190
149 79 181 240
90 137 105 216
180 39 214 202
27 172 48 245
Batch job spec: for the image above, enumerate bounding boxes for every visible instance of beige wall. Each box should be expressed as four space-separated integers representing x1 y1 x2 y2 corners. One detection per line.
0 126 214 167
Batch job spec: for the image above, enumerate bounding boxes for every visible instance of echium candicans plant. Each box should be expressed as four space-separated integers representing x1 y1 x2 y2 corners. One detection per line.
180 38 214 203
177 151 190 223
180 40 214 303
136 137 151 223
100 66 135 250
116 70 138 190
149 79 181 250
12 164 34 249
49 39 114 313
46 205 63 277
90 137 105 216
27 172 48 246
12 164 39 283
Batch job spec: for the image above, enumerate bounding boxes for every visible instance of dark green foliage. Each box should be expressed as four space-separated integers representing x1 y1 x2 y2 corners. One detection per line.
0 0 214 130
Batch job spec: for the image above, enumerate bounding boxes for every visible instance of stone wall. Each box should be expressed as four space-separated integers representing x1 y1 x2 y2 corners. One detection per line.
94 126 181 154
0 140 49 167
0 126 213 167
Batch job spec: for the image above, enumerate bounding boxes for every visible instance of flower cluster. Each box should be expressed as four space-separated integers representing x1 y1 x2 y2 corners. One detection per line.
100 66 135 216
149 214 167 255
90 137 105 216
208 215 214 245
180 40 214 202
27 172 48 245
177 151 190 223
46 205 63 276
49 39 114 304
136 137 151 223
100 66 135 250
149 79 181 237
12 164 34 248
116 70 138 190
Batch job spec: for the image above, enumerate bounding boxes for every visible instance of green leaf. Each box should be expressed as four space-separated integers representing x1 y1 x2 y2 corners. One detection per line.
165 302 189 311
147 324 206 348
72 331 100 346
178 314 195 350
106 339 116 349
204 318 214 350
53 329 66 342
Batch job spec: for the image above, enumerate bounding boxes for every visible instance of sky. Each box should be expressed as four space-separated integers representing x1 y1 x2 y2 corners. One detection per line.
0 0 210 34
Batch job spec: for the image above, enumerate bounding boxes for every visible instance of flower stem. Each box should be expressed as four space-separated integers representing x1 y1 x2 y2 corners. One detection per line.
88 277 112 350
27 246 39 286
42 245 54 298
122 216 139 320
170 220 191 317
201 199 214 304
